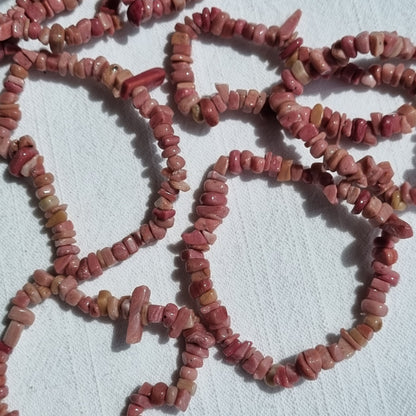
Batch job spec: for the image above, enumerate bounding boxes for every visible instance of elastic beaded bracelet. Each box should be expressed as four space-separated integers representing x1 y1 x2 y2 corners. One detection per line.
281 58 416 209
268 31 416 210
1 50 189 280
0 0 199 58
181 150 411 388
0 269 215 415
169 6 302 126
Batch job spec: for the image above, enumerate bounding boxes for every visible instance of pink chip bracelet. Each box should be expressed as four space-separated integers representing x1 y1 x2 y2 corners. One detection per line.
0 50 189 280
181 150 411 387
169 6 302 126
0 269 215 415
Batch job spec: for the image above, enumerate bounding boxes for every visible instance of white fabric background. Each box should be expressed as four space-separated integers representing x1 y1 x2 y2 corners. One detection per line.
0 0 416 415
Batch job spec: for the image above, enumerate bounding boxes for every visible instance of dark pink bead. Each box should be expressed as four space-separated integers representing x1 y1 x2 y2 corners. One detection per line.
127 0 144 26
87 253 103 277
381 214 413 239
189 279 213 299
162 303 178 328
196 205 229 220
228 150 242 174
90 18 105 37
147 304 164 323
112 242 129 261
280 37 303 59
185 258 209 273
0 342 12 355
76 258 91 281
205 305 228 325
183 323 215 348
169 307 192 338
282 69 303 95
380 115 395 137
182 351 203 368
298 123 319 142
9 146 38 177
127 403 143 416
351 189 371 214
351 118 367 143
340 35 357 58
121 68 165 99
200 192 227 206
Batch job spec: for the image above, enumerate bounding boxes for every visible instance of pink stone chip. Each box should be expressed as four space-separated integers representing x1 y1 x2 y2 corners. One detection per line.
126 285 151 344
120 67 166 99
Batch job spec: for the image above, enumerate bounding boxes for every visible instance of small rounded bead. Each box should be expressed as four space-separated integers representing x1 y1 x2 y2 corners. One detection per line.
363 314 383 332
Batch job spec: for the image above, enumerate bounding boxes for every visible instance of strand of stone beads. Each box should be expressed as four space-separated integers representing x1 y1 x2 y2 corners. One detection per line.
3 49 189 280
169 7 302 126
281 33 416 147
0 0 86 51
126 0 198 27
39 0 201 55
268 80 414 212
293 60 416 210
0 269 216 416
270 31 416 210
180 150 412 388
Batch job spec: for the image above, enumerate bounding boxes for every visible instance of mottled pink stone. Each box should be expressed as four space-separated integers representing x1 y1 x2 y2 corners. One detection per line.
279 9 302 44
169 307 192 338
126 286 151 344
182 351 203 368
162 303 178 328
147 305 164 323
175 389 191 411
58 275 78 301
183 323 215 348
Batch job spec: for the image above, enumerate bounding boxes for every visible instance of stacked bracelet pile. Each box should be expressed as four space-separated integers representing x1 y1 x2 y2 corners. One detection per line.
0 3 414 416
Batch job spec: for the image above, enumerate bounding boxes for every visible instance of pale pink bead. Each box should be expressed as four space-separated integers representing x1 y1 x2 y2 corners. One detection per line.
337 336 356 358
126 286 151 344
370 277 391 293
56 245 80 256
8 306 35 326
361 299 388 317
33 269 54 287
253 356 273 380
277 9 300 42
175 389 191 411
65 289 85 307
3 321 24 348
211 94 227 113
100 247 118 268
179 366 198 381
327 343 345 362
12 290 30 308
58 275 78 301
228 90 240 110
165 386 178 406
315 345 335 370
